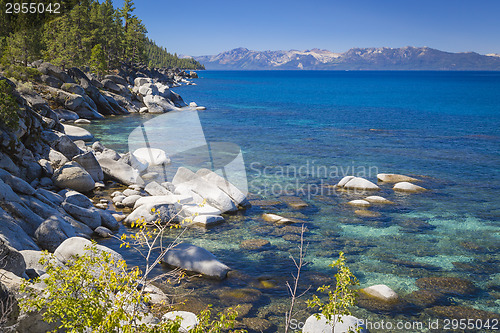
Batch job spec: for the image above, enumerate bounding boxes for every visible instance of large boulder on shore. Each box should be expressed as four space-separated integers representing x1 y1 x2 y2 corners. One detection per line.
62 201 101 230
124 203 176 225
143 94 177 113
72 151 103 182
0 207 39 251
52 161 95 192
172 167 237 213
54 237 123 264
0 240 27 277
163 243 230 279
35 215 77 252
133 148 170 166
196 168 250 207
97 158 143 186
0 168 35 195
63 124 94 141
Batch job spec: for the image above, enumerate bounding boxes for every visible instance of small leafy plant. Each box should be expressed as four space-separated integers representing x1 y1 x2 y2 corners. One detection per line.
306 251 361 333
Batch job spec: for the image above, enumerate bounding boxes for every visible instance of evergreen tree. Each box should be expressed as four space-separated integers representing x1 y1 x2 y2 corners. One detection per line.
89 44 108 77
0 0 204 72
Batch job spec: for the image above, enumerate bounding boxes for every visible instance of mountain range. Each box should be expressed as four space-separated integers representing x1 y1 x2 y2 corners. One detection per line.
193 47 500 70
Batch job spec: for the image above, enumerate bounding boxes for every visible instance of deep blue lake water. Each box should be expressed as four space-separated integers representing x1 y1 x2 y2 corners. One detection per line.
88 71 500 331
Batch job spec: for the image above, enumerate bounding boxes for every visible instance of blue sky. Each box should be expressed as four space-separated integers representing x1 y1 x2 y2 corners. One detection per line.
114 0 500 56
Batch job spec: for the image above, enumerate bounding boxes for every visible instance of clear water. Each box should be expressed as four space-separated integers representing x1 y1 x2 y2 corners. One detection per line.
87 71 500 331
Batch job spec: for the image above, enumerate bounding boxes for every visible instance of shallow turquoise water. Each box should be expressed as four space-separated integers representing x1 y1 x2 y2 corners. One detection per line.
88 71 500 331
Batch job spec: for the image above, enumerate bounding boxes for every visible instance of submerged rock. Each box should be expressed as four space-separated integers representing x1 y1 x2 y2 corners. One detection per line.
416 277 478 296
362 284 398 302
262 213 292 225
280 196 308 209
163 243 230 279
240 239 271 251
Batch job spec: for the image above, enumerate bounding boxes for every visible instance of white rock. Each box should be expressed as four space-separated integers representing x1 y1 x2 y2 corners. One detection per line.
343 177 380 191
122 195 142 208
347 199 371 207
72 151 103 182
163 243 230 279
189 102 197 107
63 124 94 141
134 77 152 87
110 191 122 197
54 237 123 264
145 181 171 196
362 284 398 302
393 182 427 193
364 196 394 204
133 147 170 166
195 106 206 111
74 119 91 124
172 167 237 213
262 213 292 224
112 195 126 204
124 203 175 225
162 311 199 332
303 314 366 333
122 189 140 196
180 203 221 217
377 173 419 183
133 194 192 209
98 158 143 186
336 176 355 188
190 215 224 228
196 168 249 207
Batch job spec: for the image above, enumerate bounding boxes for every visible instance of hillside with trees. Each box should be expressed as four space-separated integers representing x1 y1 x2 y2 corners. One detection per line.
0 0 204 74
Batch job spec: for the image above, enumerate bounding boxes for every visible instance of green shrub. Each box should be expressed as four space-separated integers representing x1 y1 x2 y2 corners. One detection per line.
20 244 245 332
0 80 19 130
306 252 361 333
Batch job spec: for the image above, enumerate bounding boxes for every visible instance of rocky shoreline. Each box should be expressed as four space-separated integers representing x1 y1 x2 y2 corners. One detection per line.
0 62 237 331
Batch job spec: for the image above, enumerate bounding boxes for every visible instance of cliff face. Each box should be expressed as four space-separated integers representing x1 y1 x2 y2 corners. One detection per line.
195 46 500 70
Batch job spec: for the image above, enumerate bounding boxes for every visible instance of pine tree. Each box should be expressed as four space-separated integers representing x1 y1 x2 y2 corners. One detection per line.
90 44 108 77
